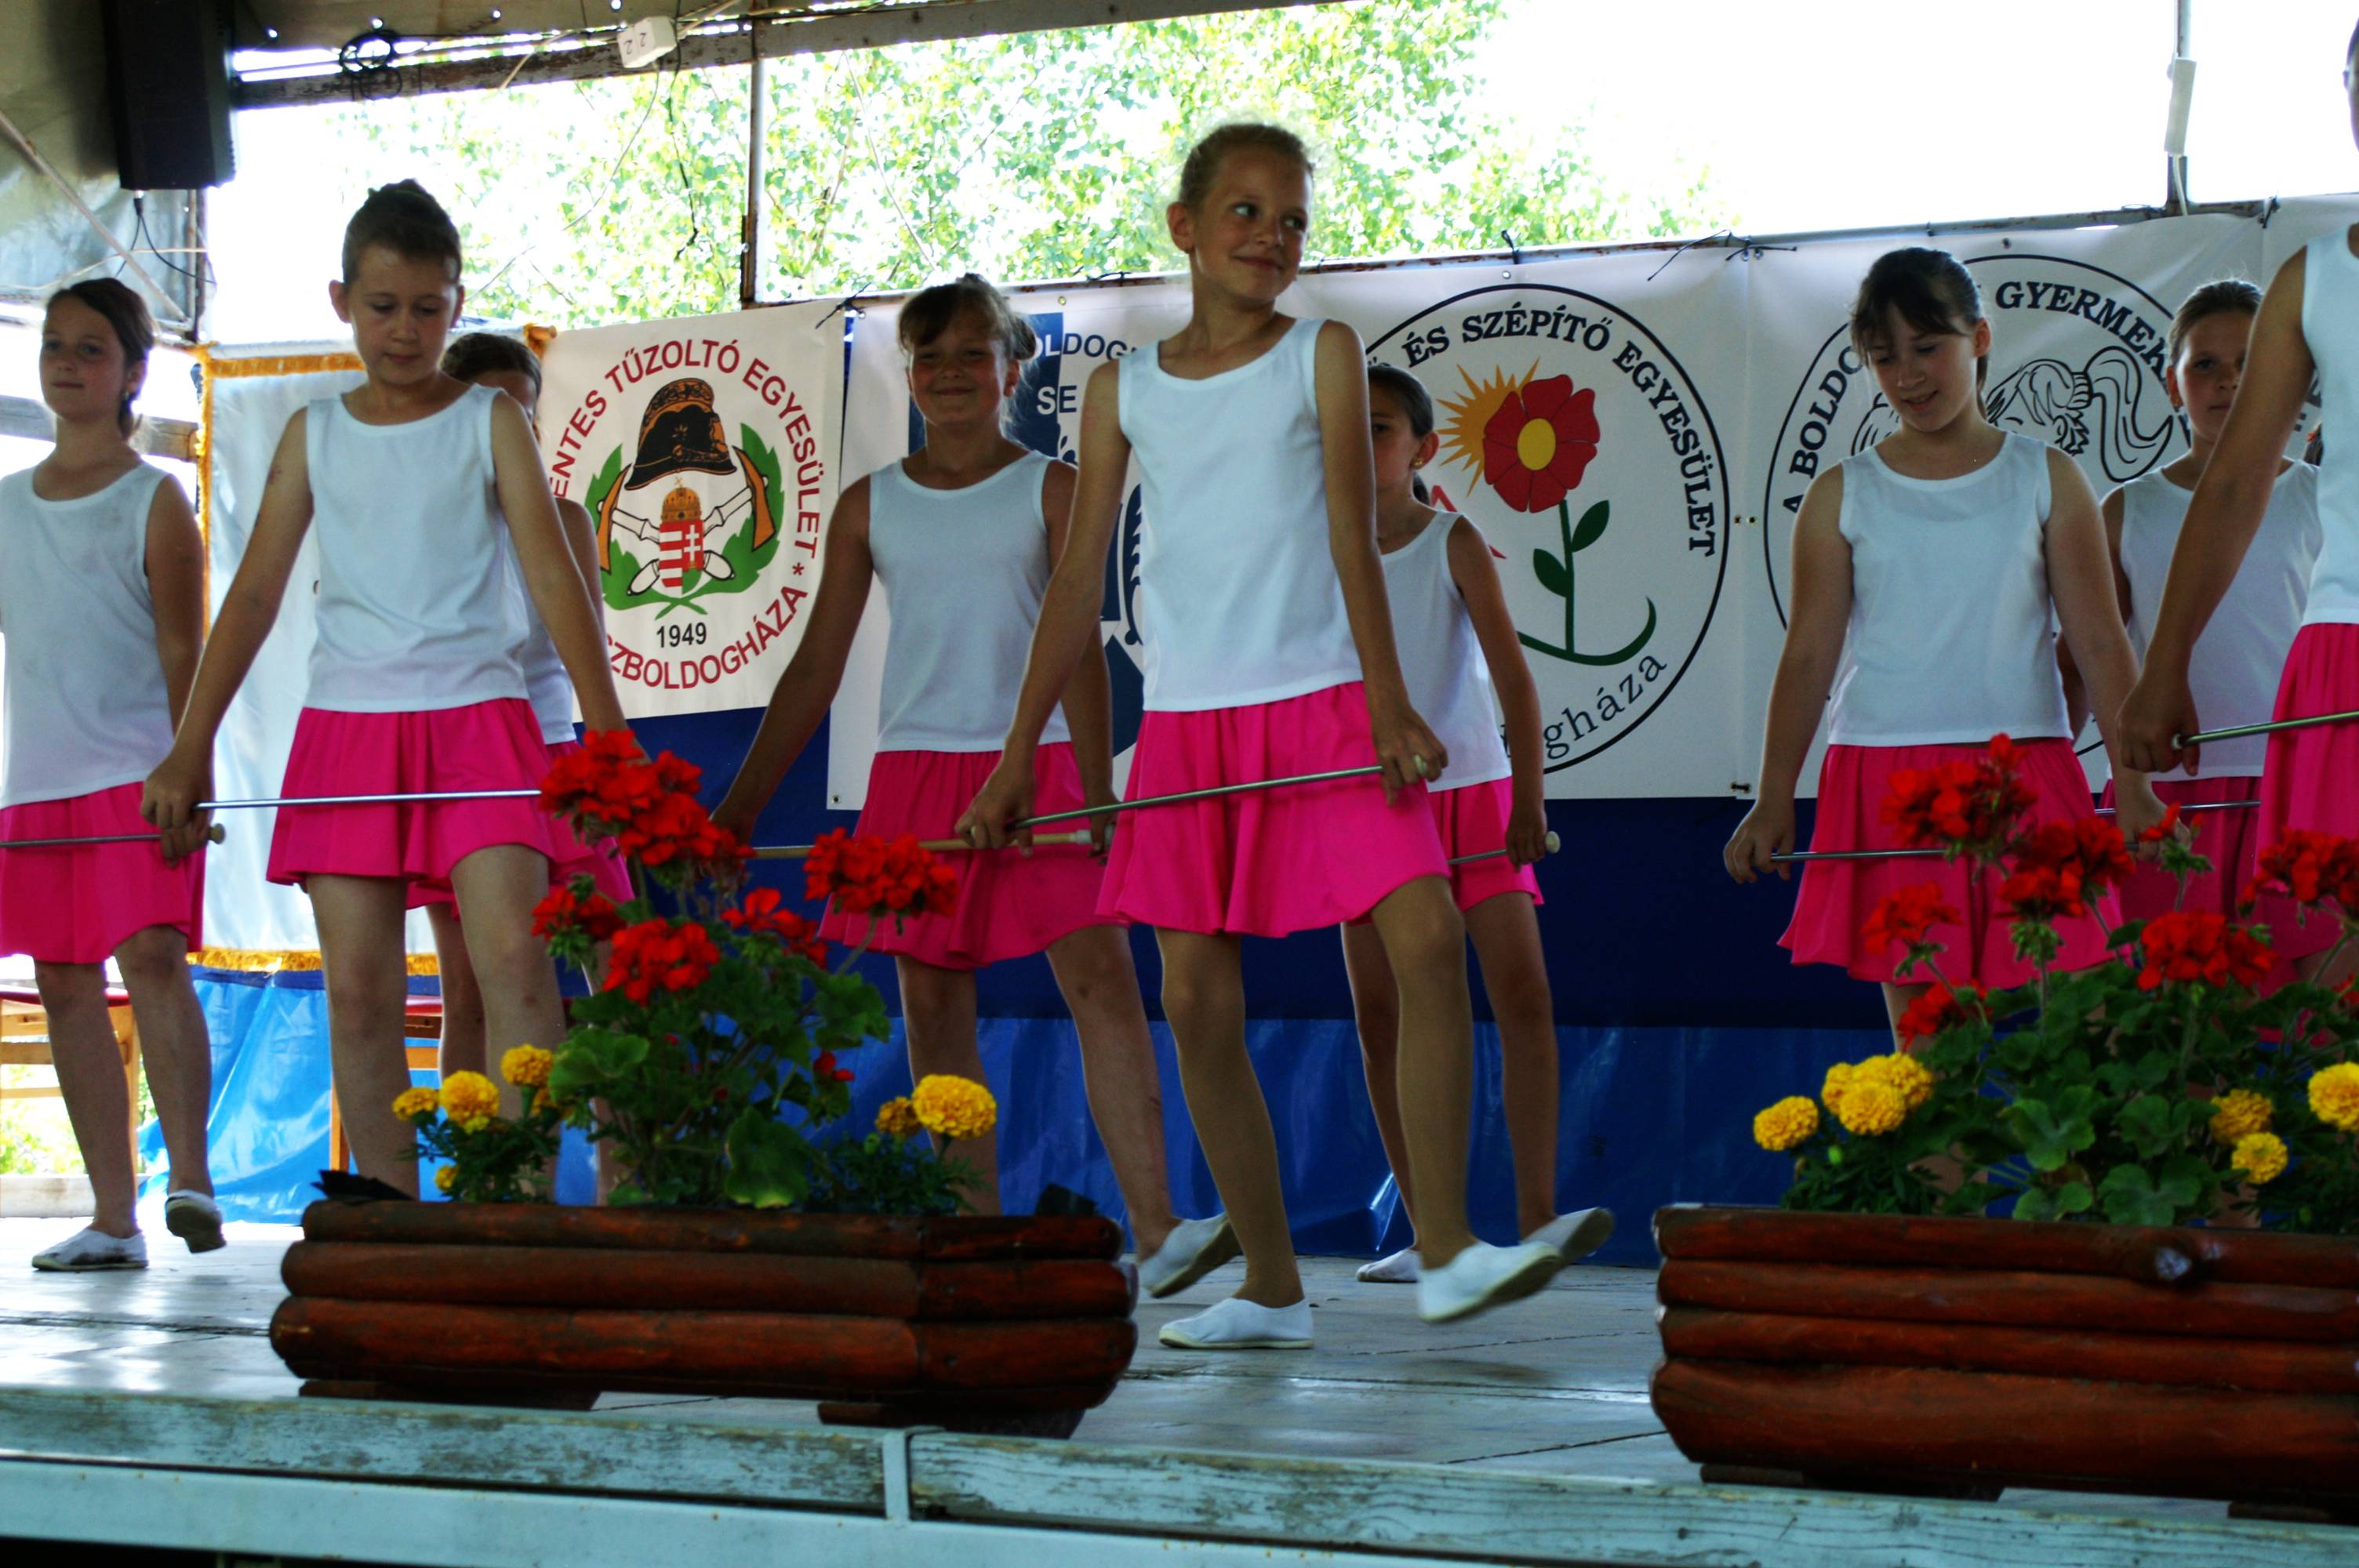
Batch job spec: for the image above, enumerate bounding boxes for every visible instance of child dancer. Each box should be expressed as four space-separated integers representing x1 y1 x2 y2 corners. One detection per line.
144 182 631 1190
960 125 1566 1346
1345 365 1609 1284
2124 28 2359 985
713 275 1201 1279
422 332 630 1083
1726 248 2166 1043
5 281 219 1270
2100 282 2326 977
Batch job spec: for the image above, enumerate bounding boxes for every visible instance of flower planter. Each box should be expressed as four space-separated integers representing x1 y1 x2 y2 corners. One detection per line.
271 1200 1138 1437
1649 1205 2359 1513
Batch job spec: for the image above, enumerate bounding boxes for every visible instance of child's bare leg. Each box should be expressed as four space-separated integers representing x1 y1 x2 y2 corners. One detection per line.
448 847 565 1118
1464 893 1558 1237
896 955 998 1214
1340 920 1416 1240
308 874 417 1191
1045 926 1173 1254
33 958 140 1236
425 903 487 1083
114 926 213 1200
1366 877 1477 1267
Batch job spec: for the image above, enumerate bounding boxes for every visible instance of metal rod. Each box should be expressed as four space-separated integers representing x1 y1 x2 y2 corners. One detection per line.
0 823 226 852
194 789 540 811
2177 708 2359 749
1769 799 2256 863
2095 799 2258 817
751 831 1093 862
1012 757 1431 832
1447 830 1561 869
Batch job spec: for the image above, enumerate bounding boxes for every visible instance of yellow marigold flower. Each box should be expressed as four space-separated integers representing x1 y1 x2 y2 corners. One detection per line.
2208 1087 2274 1145
434 1166 457 1195
1834 1080 1906 1137
533 1087 560 1116
458 1116 495 1134
1753 1096 1819 1152
500 1044 554 1089
2233 1131 2289 1185
439 1070 500 1127
391 1086 440 1120
911 1073 998 1142
1821 1061 1858 1116
875 1096 921 1139
1856 1052 1934 1112
2310 1062 2359 1134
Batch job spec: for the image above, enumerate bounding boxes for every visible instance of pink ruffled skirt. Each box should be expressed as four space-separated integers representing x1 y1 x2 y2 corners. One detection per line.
412 736 634 909
2259 622 2359 846
1100 681 1448 938
817 742 1116 971
0 782 203 964
1781 739 2119 987
1347 776 1543 926
266 699 568 895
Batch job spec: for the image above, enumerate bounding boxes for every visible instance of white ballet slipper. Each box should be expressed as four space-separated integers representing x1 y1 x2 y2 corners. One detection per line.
1415 1239 1561 1325
32 1227 147 1272
164 1191 226 1254
1136 1212 1240 1299
1355 1246 1419 1283
1157 1294 1312 1351
1523 1207 1615 1263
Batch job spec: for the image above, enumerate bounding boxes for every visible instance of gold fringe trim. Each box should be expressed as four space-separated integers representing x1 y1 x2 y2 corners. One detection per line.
198 350 365 380
194 948 440 976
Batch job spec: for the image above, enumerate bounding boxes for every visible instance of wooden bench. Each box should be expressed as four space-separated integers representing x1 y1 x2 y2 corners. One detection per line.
0 986 142 1168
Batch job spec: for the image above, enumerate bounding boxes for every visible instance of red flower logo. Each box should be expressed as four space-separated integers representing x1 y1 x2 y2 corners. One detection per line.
1481 376 1599 514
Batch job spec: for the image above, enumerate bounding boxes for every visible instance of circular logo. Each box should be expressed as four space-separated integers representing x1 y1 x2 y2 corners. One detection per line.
1368 285 1731 771
1761 253 2185 623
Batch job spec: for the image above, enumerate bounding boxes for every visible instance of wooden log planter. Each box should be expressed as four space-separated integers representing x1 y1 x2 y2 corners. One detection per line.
1649 1206 2359 1515
270 1202 1139 1437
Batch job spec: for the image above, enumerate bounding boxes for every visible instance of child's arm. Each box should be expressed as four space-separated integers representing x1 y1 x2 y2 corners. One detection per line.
2122 251 2314 773
1724 467 1851 883
554 496 607 633
489 395 627 737
959 365 1129 849
144 412 315 833
143 473 208 862
1445 517 1549 866
1316 321 1446 800
2048 449 2165 840
711 481 875 841
2059 485 2133 739
1041 460 1118 853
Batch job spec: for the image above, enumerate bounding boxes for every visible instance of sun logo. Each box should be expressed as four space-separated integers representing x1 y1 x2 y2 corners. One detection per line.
1438 362 1535 481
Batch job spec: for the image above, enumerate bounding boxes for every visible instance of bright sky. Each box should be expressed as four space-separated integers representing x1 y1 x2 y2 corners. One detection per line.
161 0 2359 341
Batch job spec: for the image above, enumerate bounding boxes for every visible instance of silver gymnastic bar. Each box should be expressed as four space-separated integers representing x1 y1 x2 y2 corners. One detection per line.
2176 707 2359 749
0 823 228 852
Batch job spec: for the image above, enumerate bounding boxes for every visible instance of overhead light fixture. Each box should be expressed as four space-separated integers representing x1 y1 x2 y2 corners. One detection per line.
616 14 678 69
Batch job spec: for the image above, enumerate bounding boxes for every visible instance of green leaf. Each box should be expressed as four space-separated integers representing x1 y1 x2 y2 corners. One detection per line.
2002 1088 2098 1173
2117 1095 2179 1160
2096 1165 2178 1228
1568 500 1611 553
722 1109 813 1210
1530 548 1570 599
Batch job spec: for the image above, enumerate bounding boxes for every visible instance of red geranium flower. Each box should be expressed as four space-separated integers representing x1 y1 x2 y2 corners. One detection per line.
1896 980 1979 1043
1882 741 2038 859
2139 803 2186 844
722 886 829 964
1861 884 1961 954
2001 818 2135 923
804 831 960 921
811 1049 856 1085
1481 375 1600 513
532 884 623 943
2247 830 2359 913
2138 910 2275 991
605 918 722 1004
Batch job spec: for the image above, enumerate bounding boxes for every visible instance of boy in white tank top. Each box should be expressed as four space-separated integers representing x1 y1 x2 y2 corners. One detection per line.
2121 24 2359 990
2098 281 2327 980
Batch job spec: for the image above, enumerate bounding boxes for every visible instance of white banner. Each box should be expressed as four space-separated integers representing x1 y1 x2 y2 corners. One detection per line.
538 303 843 720
830 204 2354 802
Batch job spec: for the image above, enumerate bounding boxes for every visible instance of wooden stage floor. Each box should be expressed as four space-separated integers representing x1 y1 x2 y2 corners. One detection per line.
0 1217 2349 1566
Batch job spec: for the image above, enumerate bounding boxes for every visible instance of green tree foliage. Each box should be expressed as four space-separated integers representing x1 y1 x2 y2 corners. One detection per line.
332 0 1728 327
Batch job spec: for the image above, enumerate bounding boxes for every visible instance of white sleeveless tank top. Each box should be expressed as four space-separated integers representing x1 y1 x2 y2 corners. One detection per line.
1115 317 1361 712
867 451 1070 752
1381 513 1510 792
0 463 178 808
514 612 576 744
304 383 529 713
1826 432 2071 746
2300 231 2359 627
2118 464 2320 779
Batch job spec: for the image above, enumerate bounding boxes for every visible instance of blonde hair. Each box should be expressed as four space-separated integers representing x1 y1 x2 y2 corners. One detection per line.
1177 122 1313 210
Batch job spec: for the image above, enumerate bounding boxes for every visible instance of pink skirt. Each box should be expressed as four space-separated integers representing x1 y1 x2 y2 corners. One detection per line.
817 742 1117 971
0 782 203 965
411 737 634 910
267 699 567 895
1347 776 1543 926
2259 622 2359 846
1100 681 1448 938
2103 774 2335 985
1782 739 2120 987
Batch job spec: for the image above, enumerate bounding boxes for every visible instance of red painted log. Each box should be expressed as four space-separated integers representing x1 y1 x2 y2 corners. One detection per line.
1651 1359 2359 1501
1653 1205 2359 1289
294 1202 1123 1262
1658 1305 2359 1394
282 1243 1137 1321
914 1319 1138 1391
1659 1259 2359 1341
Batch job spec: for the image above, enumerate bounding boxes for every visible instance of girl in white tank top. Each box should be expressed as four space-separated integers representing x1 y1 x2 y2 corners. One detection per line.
2100 282 2331 961
3 281 218 1272
2120 37 2359 990
1728 248 2164 1043
713 274 1190 1269
1340 365 1610 1287
957 126 1571 1345
141 183 633 1192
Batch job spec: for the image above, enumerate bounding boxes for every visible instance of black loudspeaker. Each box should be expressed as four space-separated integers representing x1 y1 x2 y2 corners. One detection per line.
100 0 236 190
